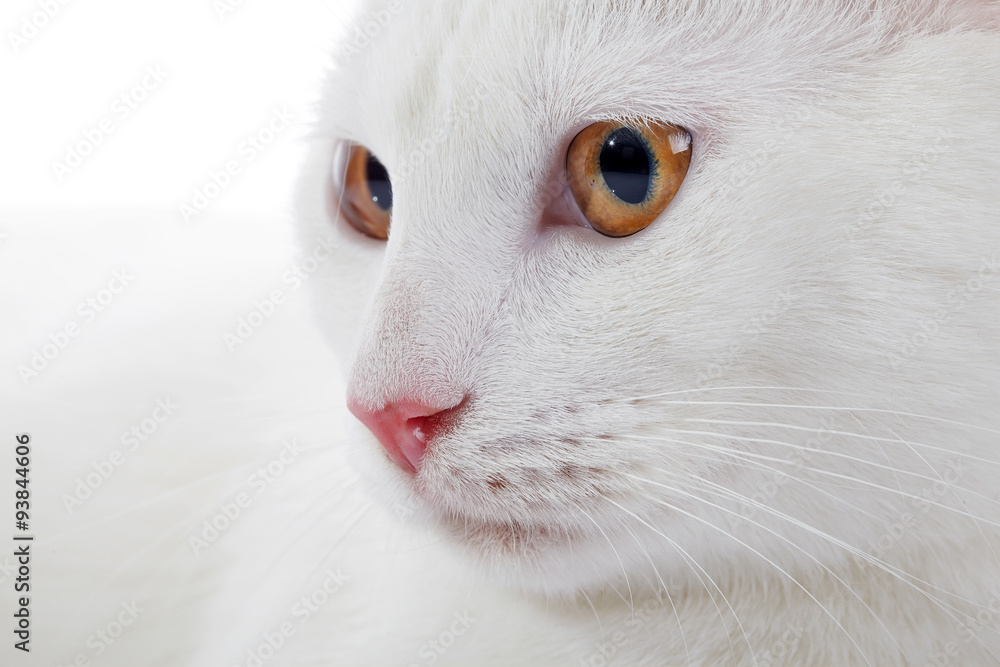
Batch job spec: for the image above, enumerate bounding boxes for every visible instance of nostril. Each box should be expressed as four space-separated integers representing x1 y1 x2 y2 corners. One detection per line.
393 413 431 473
346 397 461 474
408 416 429 445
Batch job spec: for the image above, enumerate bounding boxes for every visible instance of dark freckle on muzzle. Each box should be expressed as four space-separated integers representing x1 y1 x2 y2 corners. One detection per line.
487 475 508 491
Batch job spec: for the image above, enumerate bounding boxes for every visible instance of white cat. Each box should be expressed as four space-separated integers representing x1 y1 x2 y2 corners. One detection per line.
279 0 1000 664
20 1 998 666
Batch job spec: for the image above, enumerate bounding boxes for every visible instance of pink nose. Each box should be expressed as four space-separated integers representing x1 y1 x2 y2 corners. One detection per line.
347 397 447 473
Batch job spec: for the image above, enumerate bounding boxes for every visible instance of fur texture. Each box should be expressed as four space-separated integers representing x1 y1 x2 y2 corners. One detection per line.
12 1 999 666
293 0 1000 664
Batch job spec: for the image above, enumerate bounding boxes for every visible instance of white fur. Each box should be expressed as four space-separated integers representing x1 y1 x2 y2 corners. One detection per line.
13 1 999 666
293 0 1000 664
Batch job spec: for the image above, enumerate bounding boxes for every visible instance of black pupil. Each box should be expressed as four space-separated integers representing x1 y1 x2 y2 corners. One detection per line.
599 128 651 205
366 154 392 211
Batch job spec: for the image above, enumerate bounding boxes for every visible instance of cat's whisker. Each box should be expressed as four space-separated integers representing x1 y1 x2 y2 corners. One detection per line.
655 467 1000 660
676 417 1000 466
606 513 692 663
638 465 986 610
578 506 636 615
616 385 890 402
625 467 910 656
845 411 906 496
655 424 1000 507
630 468 1000 662
661 457 999 623
642 440 887 522
598 497 767 667
622 432 1000 525
578 587 605 641
883 424 1000 583
664 422 955 483
600 490 871 667
611 393 1000 437
578 434 887 523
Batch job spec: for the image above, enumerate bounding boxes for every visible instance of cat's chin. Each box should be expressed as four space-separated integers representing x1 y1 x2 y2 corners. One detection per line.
436 510 571 558
417 505 636 596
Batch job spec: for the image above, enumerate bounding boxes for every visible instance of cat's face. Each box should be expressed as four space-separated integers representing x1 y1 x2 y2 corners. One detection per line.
297 0 997 593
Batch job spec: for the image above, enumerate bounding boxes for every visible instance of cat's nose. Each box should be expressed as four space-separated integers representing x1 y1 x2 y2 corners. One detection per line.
346 397 452 473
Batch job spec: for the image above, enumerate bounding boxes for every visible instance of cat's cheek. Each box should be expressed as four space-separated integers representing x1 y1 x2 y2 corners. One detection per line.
294 138 389 374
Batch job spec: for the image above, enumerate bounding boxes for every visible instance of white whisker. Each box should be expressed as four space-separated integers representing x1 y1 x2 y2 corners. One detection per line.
616 393 1000 437
608 514 692 663
602 488 872 666
623 432 1000 525
678 417 1000 466
627 468 910 655
657 424 1000 506
636 468 1000 662
579 506 635 614
600 497 752 666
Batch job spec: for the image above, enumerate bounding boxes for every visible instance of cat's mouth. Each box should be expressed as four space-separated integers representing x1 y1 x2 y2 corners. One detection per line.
436 510 574 558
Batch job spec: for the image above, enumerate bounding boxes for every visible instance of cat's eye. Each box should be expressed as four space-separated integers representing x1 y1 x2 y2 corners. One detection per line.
339 144 393 240
566 121 691 237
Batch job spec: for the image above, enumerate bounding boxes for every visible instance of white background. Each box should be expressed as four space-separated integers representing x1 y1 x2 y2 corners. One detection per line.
1 6 366 663
0 0 358 219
